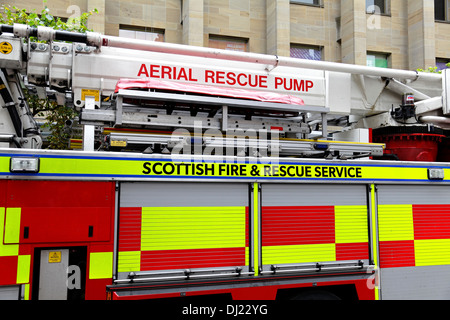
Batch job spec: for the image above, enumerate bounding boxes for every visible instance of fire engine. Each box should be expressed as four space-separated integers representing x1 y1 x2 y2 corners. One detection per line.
1 23 450 301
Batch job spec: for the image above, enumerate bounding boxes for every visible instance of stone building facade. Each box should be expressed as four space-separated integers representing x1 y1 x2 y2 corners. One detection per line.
3 0 450 71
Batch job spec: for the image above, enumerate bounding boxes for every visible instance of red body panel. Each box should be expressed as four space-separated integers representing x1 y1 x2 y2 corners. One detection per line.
0 180 374 300
0 180 116 300
379 240 415 268
261 206 335 246
413 204 450 240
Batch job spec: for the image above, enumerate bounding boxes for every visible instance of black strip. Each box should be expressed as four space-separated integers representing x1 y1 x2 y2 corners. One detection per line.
54 30 88 43
29 28 38 37
0 25 14 34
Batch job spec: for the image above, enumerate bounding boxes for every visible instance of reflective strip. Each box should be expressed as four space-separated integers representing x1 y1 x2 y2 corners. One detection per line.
4 208 21 244
370 184 379 300
0 155 437 182
89 252 113 279
140 207 246 251
335 205 368 243
118 251 141 273
414 239 450 266
378 205 414 241
363 166 426 181
40 158 138 176
0 208 19 256
253 183 259 276
262 243 336 265
23 284 30 300
370 186 377 265
245 247 249 266
16 255 30 284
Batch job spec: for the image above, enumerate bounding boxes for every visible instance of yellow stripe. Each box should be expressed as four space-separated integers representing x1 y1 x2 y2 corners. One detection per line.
0 207 19 256
262 243 336 265
89 252 113 279
23 284 30 300
253 183 259 276
16 255 31 284
4 208 21 244
335 205 368 243
0 155 435 181
415 239 450 266
140 206 246 251
378 204 414 241
118 251 141 273
245 246 249 266
370 184 380 300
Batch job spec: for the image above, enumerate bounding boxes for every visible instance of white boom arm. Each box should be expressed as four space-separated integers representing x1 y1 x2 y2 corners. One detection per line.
0 23 449 151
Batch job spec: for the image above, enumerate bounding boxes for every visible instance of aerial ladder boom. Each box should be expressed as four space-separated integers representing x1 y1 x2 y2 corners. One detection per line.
0 23 449 159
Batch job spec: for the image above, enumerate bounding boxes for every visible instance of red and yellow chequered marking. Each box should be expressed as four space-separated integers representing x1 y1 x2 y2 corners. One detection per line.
261 205 369 265
118 206 249 272
0 207 31 299
378 204 450 268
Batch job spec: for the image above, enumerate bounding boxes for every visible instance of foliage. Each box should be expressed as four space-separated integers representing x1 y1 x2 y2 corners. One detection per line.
0 1 97 149
417 63 450 74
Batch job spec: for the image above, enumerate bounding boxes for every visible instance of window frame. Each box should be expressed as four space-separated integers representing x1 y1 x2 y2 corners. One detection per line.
290 43 323 61
208 35 249 52
119 25 165 42
366 0 390 15
434 0 450 22
366 51 391 68
436 58 450 71
290 0 323 8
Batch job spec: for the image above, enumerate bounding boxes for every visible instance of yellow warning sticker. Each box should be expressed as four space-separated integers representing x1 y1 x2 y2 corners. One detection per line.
110 140 127 147
81 89 100 102
0 42 13 55
48 251 62 263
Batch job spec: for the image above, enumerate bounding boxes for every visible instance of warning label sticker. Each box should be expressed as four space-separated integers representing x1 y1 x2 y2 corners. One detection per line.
0 42 13 55
48 251 62 263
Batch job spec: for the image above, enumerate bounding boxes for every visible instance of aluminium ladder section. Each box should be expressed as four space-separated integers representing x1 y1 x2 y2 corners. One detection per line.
80 89 384 158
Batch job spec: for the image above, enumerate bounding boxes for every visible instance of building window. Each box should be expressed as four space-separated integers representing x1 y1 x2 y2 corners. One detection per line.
435 0 449 21
437 58 450 71
290 44 322 61
290 0 321 5
367 52 389 68
366 0 388 14
119 25 165 42
208 35 248 52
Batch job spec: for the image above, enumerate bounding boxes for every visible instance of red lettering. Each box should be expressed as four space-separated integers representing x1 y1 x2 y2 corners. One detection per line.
177 67 188 81
259 75 268 88
216 71 225 84
248 74 258 87
275 77 283 89
293 79 304 91
237 73 247 86
306 80 313 91
137 64 149 77
205 70 215 83
150 65 160 78
161 66 172 79
284 78 292 91
188 69 198 82
226 72 236 85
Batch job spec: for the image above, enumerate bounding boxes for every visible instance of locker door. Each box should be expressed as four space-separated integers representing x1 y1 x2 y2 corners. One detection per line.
117 182 250 282
38 249 69 300
260 184 370 274
377 185 450 300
